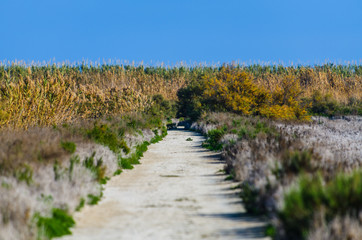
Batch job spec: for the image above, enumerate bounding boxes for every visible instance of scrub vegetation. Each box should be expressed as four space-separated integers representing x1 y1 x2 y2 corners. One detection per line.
0 113 170 240
0 62 175 240
0 62 361 240
176 63 361 239
190 112 361 240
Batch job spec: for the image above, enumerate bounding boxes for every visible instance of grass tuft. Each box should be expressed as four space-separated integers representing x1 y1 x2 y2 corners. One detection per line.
60 141 76 154
36 208 75 239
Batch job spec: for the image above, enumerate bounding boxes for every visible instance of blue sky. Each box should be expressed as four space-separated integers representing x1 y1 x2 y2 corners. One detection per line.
1 0 361 65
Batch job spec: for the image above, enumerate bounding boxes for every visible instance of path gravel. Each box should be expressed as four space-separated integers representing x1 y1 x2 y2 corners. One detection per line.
59 129 269 240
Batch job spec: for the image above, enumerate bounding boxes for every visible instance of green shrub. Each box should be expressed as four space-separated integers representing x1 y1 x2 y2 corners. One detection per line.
150 127 167 143
60 141 76 154
118 129 166 170
279 175 325 240
137 141 149 156
113 169 122 176
36 208 75 239
127 153 141 165
124 142 150 166
53 162 61 181
265 224 277 238
15 164 33 185
176 80 204 121
325 170 362 218
224 175 233 181
278 170 362 240
87 193 103 205
119 157 133 169
281 150 314 174
202 127 226 151
68 156 80 180
75 198 85 212
148 94 177 120
308 91 339 116
306 91 362 116
240 183 261 214
83 152 106 183
87 123 130 154
237 120 275 139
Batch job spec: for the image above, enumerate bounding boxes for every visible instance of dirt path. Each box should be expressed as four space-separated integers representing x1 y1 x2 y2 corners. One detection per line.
59 129 269 240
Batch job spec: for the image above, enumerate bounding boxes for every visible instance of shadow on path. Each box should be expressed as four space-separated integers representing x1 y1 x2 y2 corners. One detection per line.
220 226 268 239
198 212 268 239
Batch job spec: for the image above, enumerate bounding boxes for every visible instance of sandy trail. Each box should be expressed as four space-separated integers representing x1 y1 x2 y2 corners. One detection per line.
59 129 269 240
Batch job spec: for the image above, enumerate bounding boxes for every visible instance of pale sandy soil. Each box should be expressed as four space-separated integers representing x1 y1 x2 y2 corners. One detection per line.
59 129 269 240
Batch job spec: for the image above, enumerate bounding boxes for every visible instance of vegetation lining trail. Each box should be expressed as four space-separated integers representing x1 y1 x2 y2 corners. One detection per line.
58 129 270 240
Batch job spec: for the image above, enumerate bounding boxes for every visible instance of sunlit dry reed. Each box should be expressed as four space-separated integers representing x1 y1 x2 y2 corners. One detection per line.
0 62 361 128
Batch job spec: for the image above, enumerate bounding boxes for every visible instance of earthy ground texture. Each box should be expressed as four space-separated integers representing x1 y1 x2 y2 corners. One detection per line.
58 129 270 240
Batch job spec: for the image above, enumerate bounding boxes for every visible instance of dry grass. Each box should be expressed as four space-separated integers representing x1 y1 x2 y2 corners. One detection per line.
0 64 187 128
253 68 362 104
307 215 362 240
277 116 362 175
192 112 362 239
2 63 361 128
0 127 74 177
0 126 160 240
0 76 151 128
0 110 167 240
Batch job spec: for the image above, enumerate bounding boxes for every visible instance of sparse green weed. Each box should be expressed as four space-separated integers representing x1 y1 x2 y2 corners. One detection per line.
15 164 33 185
75 198 85 212
36 208 75 239
278 170 362 240
202 127 226 151
83 152 106 183
87 193 103 205
60 141 76 154
87 123 130 154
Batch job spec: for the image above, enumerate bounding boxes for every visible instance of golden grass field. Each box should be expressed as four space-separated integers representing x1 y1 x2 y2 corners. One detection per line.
0 63 361 128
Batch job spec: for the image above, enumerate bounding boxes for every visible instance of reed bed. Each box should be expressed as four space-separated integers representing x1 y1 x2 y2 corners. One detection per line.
0 112 168 240
1 63 361 128
1 63 361 127
0 64 190 128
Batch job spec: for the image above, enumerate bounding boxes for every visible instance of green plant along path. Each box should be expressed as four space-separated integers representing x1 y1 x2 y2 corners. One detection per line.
58 129 269 240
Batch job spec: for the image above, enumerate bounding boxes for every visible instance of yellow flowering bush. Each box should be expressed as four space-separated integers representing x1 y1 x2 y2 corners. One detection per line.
203 67 270 115
201 66 310 120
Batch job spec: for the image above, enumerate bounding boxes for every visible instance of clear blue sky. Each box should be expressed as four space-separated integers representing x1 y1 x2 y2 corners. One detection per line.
1 0 361 65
